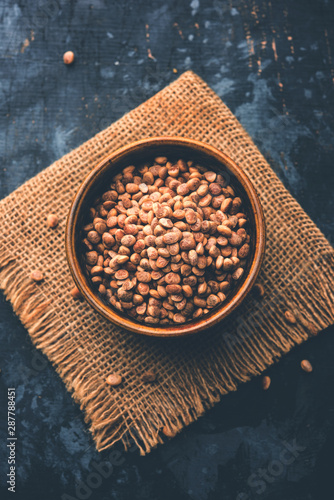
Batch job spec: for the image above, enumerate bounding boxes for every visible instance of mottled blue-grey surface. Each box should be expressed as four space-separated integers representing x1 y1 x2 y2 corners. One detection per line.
0 1 334 499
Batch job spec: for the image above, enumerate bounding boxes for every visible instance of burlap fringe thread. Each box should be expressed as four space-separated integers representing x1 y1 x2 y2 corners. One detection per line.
1 243 334 454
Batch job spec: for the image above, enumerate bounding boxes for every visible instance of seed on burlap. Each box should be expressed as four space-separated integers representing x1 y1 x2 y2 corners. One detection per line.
162 426 177 438
70 286 82 299
106 373 123 386
262 375 271 390
301 360 313 373
47 214 59 228
253 283 265 298
142 370 156 383
30 270 44 282
284 310 296 324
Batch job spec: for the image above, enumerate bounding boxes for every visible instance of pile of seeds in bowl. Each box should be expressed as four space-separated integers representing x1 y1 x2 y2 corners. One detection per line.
81 157 251 325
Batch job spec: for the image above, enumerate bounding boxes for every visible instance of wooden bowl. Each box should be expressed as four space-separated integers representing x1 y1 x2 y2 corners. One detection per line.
65 137 266 338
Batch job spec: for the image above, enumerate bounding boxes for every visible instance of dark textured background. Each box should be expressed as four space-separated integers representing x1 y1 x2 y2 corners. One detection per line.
1 1 334 499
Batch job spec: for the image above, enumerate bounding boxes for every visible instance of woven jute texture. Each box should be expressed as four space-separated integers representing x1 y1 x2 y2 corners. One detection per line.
1 71 333 454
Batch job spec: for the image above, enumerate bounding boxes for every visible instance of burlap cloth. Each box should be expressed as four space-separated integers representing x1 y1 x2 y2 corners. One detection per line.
1 71 333 454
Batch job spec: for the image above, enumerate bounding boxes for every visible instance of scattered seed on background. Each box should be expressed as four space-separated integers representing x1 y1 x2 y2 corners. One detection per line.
262 375 271 390
63 51 75 65
301 360 313 373
70 286 82 300
307 322 318 336
284 310 296 324
142 371 156 383
253 283 265 298
47 214 59 228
